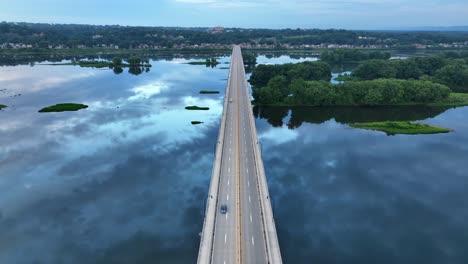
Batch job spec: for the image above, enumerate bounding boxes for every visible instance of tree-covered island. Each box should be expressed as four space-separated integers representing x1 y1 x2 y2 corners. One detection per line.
250 51 468 107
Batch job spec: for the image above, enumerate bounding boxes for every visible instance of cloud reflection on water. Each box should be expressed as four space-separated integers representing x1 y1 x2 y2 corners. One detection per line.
0 58 228 263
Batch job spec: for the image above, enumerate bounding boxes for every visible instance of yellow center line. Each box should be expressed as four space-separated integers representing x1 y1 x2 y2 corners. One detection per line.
235 52 242 264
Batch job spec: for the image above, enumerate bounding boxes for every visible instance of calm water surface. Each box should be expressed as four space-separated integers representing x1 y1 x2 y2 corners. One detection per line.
1 55 467 264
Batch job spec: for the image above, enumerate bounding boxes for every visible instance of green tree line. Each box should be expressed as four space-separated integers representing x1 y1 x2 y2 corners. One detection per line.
352 51 468 92
2 22 468 49
253 78 451 106
249 61 332 88
320 49 391 63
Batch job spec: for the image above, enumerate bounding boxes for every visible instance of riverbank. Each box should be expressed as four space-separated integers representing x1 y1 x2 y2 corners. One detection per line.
253 93 468 108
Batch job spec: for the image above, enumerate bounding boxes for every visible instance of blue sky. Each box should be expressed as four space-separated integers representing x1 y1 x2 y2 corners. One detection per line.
1 0 467 29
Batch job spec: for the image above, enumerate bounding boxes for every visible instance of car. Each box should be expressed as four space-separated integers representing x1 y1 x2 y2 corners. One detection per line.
220 204 228 214
229 98 233 103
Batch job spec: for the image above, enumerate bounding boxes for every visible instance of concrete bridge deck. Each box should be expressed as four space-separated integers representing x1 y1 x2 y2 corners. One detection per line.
197 46 282 264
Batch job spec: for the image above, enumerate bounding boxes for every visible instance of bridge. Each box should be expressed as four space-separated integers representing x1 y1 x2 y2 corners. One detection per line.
198 46 283 264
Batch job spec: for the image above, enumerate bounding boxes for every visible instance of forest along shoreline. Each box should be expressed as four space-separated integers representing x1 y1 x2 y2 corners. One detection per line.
248 50 468 134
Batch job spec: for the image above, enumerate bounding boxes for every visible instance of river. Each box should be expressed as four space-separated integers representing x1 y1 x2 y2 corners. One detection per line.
0 55 467 263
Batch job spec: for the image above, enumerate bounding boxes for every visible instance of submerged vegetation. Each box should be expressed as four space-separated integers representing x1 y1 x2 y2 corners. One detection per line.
185 106 210 110
200 90 220 94
349 121 452 135
38 103 88 112
48 56 152 75
187 58 219 67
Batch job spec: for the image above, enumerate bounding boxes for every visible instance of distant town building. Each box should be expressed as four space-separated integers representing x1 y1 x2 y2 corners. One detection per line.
208 27 225 34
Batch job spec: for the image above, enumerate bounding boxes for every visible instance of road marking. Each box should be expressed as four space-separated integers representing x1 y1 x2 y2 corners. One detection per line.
248 181 250 187
229 148 231 152
227 194 229 201
250 213 252 222
246 168 248 173
225 234 227 244
252 236 255 246
249 195 251 203
226 213 228 220
228 167 230 173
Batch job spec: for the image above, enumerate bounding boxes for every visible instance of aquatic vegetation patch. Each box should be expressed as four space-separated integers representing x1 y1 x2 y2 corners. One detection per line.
349 121 452 135
38 103 88 113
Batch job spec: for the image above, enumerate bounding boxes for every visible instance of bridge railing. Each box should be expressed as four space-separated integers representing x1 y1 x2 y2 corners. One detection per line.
197 47 235 264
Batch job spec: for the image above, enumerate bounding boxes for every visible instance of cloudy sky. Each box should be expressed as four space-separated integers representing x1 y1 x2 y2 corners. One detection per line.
1 0 468 29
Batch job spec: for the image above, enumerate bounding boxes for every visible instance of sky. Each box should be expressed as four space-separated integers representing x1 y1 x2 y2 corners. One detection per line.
0 0 468 29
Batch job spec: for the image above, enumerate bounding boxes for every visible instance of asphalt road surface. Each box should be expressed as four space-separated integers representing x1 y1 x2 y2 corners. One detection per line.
211 46 268 264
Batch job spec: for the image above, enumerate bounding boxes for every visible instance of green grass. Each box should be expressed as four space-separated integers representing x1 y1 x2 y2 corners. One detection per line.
349 121 452 135
38 103 88 113
191 121 204 125
185 106 210 110
200 90 220 94
428 93 468 107
0 104 6 110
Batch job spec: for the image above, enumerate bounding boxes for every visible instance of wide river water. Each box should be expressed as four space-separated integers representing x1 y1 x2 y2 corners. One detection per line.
0 55 467 264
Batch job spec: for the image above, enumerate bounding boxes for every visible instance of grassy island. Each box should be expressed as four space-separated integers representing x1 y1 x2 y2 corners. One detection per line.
187 58 219 67
191 121 204 125
185 106 210 110
39 103 88 113
200 90 220 94
349 121 452 135
0 104 7 110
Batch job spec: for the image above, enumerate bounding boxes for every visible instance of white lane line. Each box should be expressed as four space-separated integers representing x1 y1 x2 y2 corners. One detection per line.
226 212 228 220
252 236 255 246
228 167 230 173
250 213 252 222
247 168 248 173
227 194 229 201
249 195 251 203
225 234 227 244
248 181 250 187
229 157 231 161
228 179 230 186
229 148 231 152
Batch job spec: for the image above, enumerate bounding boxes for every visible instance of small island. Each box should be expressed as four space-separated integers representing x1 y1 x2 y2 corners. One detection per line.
48 57 152 75
185 106 210 110
349 121 452 135
200 90 220 94
0 104 7 110
191 121 204 125
187 58 220 67
38 103 88 113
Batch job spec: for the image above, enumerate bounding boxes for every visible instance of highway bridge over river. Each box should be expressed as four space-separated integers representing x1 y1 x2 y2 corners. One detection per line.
197 46 283 264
